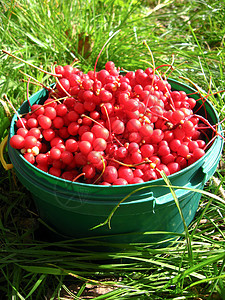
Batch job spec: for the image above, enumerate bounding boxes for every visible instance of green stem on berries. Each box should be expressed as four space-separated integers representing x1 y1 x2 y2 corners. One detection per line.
108 157 152 168
101 104 113 143
93 30 121 77
3 94 26 129
93 157 106 184
2 50 62 77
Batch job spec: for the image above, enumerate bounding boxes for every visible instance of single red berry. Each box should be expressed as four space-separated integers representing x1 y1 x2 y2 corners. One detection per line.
10 135 25 149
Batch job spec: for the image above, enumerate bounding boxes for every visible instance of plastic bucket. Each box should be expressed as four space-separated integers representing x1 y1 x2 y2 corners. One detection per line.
6 79 224 244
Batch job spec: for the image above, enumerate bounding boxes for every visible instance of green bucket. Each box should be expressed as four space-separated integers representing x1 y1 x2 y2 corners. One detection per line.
7 79 224 244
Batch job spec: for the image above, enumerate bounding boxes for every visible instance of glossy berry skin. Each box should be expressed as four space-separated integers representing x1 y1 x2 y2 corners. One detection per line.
10 135 25 149
103 166 118 183
10 62 212 185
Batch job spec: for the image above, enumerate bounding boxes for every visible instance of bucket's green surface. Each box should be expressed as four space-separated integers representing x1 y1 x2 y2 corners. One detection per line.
8 79 224 244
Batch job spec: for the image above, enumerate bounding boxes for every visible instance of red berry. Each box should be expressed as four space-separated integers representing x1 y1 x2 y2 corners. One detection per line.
10 135 25 149
23 136 38 149
38 115 52 129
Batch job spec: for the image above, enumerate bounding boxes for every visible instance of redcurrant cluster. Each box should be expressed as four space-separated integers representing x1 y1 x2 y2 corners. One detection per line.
10 61 208 185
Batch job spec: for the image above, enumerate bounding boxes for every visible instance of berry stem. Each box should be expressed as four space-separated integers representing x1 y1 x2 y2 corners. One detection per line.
112 135 124 147
93 30 121 77
81 114 104 128
93 157 106 184
101 104 113 143
19 70 54 92
191 114 224 141
3 94 26 129
72 172 85 182
2 50 62 77
108 157 151 168
55 76 72 98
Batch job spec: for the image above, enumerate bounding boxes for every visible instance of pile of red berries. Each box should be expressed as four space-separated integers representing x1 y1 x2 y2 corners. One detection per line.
10 61 209 185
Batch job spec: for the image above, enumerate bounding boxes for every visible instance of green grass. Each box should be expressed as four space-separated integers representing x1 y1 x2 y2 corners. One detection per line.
0 0 225 299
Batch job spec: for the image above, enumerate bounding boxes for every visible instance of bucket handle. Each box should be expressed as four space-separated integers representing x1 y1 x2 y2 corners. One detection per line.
0 135 13 170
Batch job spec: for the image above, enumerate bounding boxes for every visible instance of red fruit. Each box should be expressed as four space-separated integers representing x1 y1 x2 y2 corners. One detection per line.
36 164 49 172
118 166 134 183
103 166 118 183
36 153 48 166
55 65 65 76
61 151 73 165
53 116 64 129
65 139 78 152
17 128 28 137
27 128 41 139
167 162 181 174
140 144 154 158
38 115 52 129
56 104 68 116
193 148 205 160
99 89 113 102
63 65 74 77
82 164 96 179
42 128 55 141
156 164 170 177
10 135 25 149
24 153 35 164
81 132 95 143
44 107 57 120
113 178 128 185
93 138 107 151
79 141 92 155
23 136 38 149
142 169 157 182
112 120 125 135
16 118 27 129
50 137 64 148
131 177 144 184
27 117 38 128
87 151 102 164
91 125 109 140
177 144 190 158
126 119 142 132
31 104 45 115
68 122 79 135
49 167 61 177
50 147 61 160
56 78 70 93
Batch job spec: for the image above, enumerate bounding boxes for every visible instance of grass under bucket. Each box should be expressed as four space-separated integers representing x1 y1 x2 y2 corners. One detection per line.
7 78 223 246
